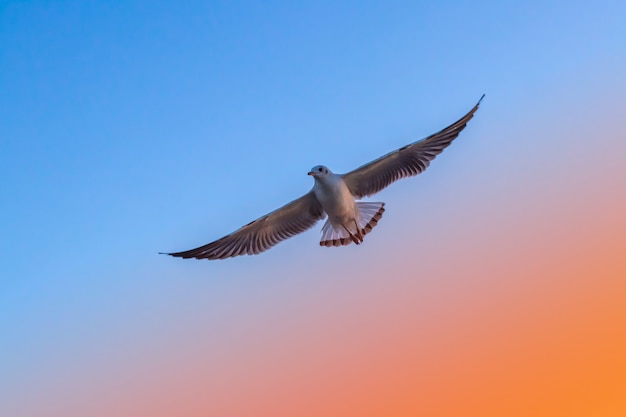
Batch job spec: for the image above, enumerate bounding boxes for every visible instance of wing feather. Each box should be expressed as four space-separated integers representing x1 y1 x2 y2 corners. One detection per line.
342 95 484 198
165 191 325 260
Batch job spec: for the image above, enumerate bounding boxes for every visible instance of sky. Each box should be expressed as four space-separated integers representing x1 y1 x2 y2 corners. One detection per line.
1 1 625 416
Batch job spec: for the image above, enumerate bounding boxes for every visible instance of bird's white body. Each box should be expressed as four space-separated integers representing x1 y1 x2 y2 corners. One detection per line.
311 169 357 231
308 165 385 246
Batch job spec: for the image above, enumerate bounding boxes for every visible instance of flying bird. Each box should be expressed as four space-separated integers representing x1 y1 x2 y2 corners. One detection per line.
165 95 484 260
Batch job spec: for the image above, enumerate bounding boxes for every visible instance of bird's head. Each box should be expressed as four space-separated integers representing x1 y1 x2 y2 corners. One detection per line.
308 165 331 179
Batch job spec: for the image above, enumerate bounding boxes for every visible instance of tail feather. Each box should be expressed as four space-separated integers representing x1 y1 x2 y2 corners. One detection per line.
320 220 352 247
356 202 385 236
319 202 385 247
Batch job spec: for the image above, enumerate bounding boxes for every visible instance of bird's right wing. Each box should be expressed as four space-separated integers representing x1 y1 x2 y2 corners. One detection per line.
342 95 483 199
165 191 325 260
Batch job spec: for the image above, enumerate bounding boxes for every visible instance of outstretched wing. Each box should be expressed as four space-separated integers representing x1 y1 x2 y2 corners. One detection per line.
165 191 325 260
342 95 484 199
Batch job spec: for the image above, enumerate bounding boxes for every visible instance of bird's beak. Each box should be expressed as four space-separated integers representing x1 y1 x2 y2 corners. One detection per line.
308 171 316 176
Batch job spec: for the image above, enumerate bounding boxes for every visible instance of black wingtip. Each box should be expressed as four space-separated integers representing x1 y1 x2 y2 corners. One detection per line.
478 93 486 105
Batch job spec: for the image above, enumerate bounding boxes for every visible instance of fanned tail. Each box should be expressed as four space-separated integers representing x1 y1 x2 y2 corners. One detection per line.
320 202 385 247
356 202 385 237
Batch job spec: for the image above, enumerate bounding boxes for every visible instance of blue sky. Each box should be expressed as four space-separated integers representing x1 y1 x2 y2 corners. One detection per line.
1 2 625 415
2 0 623 277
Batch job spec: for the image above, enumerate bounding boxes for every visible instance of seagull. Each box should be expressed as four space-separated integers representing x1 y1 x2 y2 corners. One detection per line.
165 95 484 260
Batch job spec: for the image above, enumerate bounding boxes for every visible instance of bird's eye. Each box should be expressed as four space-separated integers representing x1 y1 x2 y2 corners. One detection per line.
319 167 323 172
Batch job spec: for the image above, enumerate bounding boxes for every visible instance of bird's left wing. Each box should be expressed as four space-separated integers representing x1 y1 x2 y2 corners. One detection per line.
165 191 325 260
342 95 484 199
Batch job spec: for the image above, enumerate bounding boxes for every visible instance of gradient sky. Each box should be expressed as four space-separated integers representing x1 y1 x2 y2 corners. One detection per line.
1 1 625 416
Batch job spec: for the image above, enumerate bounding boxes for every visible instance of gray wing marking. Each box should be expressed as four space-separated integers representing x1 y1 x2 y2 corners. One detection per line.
166 191 325 260
342 95 484 198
